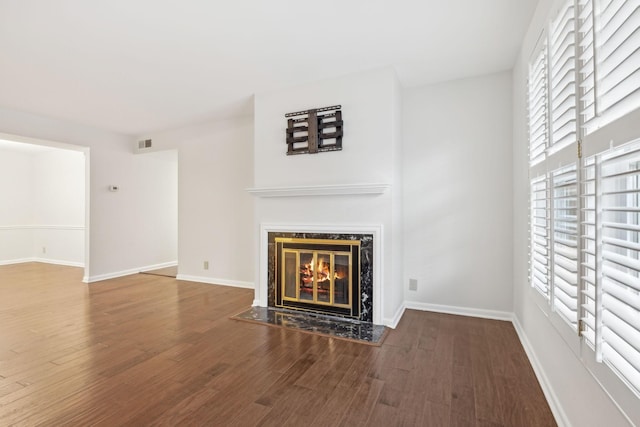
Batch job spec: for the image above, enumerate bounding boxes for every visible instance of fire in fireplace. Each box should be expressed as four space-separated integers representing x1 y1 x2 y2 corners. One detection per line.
275 237 360 318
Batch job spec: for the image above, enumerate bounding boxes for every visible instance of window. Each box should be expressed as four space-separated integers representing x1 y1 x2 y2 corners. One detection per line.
579 0 640 133
531 174 550 298
550 0 577 150
582 141 640 396
528 0 640 399
528 39 548 164
552 165 579 330
581 156 598 348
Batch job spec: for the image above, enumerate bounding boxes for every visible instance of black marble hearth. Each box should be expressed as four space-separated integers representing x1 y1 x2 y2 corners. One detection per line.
232 306 387 345
267 231 374 322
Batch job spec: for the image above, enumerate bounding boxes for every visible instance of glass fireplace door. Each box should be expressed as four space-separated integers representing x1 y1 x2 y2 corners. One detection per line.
281 249 352 309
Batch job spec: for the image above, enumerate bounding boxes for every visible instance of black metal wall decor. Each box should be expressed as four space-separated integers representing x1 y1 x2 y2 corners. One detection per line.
285 105 343 155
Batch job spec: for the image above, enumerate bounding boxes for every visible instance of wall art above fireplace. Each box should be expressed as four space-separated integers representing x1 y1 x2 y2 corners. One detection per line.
285 105 343 155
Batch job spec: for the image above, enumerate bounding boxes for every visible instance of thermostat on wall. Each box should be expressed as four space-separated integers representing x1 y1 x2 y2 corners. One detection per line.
108 185 119 192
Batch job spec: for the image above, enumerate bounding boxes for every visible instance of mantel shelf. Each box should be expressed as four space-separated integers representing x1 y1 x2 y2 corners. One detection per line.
246 183 390 198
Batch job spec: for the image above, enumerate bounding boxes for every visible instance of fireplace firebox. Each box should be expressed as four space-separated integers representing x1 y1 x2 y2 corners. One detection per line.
275 237 360 318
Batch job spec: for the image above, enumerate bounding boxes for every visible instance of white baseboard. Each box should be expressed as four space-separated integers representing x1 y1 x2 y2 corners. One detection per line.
87 267 143 283
0 257 84 268
383 302 406 329
512 316 569 427
252 299 261 306
140 261 178 272
86 261 177 283
0 257 36 266
404 300 513 321
176 274 255 289
34 257 84 268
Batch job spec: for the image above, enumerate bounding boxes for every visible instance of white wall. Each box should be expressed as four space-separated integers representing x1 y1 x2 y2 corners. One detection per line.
402 71 514 317
138 117 254 287
253 67 404 325
512 0 637 425
391 72 404 316
33 150 85 226
33 149 85 265
87 143 178 279
0 108 177 280
130 150 178 268
0 149 34 262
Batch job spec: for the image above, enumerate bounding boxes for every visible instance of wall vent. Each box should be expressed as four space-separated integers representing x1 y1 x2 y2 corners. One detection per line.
134 139 153 153
138 139 152 149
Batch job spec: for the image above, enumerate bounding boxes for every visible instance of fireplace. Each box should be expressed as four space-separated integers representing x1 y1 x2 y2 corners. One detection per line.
267 231 374 322
275 237 360 318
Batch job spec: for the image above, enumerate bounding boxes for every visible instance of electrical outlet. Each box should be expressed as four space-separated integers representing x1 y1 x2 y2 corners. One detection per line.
409 278 418 291
42 247 46 254
204 261 209 270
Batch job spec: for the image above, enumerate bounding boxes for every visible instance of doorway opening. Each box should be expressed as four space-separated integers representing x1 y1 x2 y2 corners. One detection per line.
136 149 178 277
0 133 90 280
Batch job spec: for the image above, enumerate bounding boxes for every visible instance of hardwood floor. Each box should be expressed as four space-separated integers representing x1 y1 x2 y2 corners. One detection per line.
0 263 556 426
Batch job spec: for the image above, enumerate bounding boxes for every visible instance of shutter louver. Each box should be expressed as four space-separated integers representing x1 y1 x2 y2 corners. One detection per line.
579 0 640 133
529 41 549 164
579 0 597 126
597 0 640 121
550 0 578 149
598 140 640 396
582 155 598 348
531 175 551 298
553 164 579 329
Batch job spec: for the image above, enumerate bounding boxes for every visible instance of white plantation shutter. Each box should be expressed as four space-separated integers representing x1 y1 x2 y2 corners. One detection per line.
529 41 549 164
531 175 551 298
598 140 640 396
597 0 640 120
578 0 597 125
579 0 640 133
581 155 598 348
530 0 640 401
552 165 579 329
550 0 578 149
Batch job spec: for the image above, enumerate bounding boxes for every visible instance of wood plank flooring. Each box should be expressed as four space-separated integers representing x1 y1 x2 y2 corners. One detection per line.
0 263 556 426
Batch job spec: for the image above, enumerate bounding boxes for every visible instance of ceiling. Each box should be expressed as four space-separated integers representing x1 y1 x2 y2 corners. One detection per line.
0 0 539 136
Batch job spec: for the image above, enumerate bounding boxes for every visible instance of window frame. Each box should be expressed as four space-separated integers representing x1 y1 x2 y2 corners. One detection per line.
527 0 640 413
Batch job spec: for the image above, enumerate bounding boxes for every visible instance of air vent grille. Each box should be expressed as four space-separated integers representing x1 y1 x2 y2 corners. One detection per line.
138 139 152 149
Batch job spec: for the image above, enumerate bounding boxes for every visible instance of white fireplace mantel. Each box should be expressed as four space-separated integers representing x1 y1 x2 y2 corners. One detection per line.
246 183 390 198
